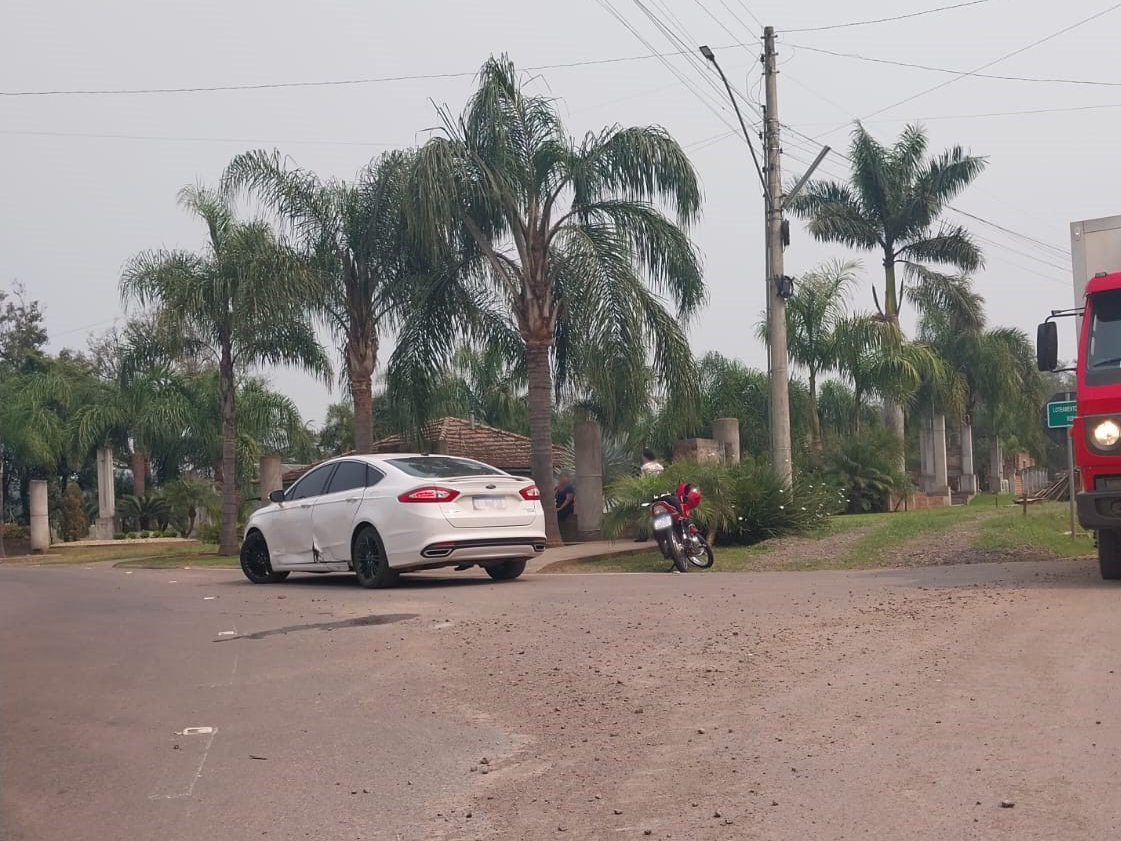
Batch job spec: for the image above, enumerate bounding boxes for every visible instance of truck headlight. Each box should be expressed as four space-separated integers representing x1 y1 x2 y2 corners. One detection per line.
1093 419 1121 448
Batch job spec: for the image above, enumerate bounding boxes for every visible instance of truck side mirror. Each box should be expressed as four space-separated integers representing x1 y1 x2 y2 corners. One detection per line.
1037 321 1058 372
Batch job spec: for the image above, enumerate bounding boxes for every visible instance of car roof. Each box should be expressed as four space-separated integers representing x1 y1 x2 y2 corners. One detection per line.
318 453 490 467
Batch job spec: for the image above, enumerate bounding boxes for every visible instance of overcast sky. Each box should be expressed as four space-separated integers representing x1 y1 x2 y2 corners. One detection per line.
3 0 1118 426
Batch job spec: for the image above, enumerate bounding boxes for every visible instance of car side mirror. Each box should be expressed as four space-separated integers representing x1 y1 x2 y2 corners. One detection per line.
1037 321 1058 372
268 489 286 503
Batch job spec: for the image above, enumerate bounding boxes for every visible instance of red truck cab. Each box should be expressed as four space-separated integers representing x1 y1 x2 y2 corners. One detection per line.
1041 270 1121 578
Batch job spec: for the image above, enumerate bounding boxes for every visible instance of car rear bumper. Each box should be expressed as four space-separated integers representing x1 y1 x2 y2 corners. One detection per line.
1077 490 1121 530
419 536 547 560
386 533 547 570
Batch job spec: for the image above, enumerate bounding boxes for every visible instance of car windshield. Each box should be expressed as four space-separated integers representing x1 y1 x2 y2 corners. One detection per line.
387 456 504 479
1088 289 1121 385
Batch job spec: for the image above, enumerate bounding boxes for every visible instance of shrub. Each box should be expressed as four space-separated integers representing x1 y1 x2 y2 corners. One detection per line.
113 532 127 541
116 492 171 532
162 528 179 538
824 428 909 513
59 481 89 542
721 465 839 544
604 458 839 546
1 522 29 540
195 521 221 544
126 532 138 540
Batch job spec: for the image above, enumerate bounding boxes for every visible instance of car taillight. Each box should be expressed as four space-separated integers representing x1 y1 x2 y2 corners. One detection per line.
398 486 460 503
519 485 541 501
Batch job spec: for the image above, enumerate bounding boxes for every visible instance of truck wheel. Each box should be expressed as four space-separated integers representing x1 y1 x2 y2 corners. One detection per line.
1099 529 1121 580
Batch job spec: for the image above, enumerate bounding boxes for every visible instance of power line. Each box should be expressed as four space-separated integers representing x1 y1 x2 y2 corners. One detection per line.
785 42 1121 87
784 101 1121 125
728 0 764 29
856 2 1121 124
782 0 993 33
0 45 747 98
692 0 755 48
0 128 404 147
948 207 1070 258
595 0 744 134
634 0 749 115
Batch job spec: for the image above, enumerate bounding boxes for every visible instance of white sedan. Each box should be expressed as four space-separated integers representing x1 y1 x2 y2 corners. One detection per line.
239 454 547 588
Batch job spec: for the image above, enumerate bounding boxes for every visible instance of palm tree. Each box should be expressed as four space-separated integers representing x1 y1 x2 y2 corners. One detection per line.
911 274 1037 492
437 345 529 434
758 259 858 459
74 363 195 496
178 371 317 501
393 57 705 544
832 314 941 439
789 124 985 449
120 185 329 554
222 148 417 454
163 475 218 538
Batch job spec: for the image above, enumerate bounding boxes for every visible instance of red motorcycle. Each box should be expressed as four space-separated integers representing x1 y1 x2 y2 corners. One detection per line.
648 482 715 572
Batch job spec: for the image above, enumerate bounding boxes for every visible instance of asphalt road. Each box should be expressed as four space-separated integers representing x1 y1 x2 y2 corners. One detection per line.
2 559 1120 840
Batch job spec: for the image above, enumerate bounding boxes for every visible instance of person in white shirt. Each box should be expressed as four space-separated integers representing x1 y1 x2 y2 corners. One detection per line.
640 448 664 476
635 448 664 542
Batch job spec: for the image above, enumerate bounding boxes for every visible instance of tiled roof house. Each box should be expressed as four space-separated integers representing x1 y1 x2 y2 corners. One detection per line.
282 417 570 485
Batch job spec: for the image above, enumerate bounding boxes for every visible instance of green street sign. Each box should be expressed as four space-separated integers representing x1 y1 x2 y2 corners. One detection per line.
1047 399 1077 429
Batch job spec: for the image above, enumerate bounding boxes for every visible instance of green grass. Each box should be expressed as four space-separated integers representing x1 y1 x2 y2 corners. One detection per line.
1 542 220 567
115 554 238 569
975 501 1095 558
968 492 1017 507
838 506 983 568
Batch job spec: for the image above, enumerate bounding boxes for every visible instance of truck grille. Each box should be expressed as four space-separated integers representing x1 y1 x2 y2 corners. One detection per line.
1097 475 1121 491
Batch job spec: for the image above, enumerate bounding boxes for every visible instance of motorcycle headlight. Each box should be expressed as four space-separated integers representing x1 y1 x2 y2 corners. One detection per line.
1093 419 1121 448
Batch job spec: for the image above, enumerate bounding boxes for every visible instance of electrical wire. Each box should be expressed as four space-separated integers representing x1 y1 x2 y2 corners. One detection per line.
0 128 403 147
785 42 1121 88
634 0 749 114
596 0 743 134
728 0 764 29
0 43 748 98
782 0 993 33
853 1 1121 126
781 101 1121 125
692 0 756 48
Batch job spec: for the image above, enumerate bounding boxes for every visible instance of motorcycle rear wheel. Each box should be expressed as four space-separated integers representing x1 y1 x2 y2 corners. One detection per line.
687 535 715 569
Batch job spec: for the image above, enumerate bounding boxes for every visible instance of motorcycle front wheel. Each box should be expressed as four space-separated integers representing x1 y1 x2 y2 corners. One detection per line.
667 532 689 573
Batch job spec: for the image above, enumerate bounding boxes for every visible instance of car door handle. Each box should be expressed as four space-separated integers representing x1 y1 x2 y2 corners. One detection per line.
300 503 312 509
345 497 359 503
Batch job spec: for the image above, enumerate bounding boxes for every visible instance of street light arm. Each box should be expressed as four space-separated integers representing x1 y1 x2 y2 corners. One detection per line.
699 46 769 201
784 145 830 208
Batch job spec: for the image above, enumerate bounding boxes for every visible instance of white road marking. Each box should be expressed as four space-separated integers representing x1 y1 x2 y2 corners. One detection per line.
179 727 214 736
217 631 236 637
203 596 216 600
149 728 218 800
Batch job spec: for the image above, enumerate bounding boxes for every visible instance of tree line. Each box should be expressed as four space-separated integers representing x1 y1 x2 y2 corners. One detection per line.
0 56 1060 554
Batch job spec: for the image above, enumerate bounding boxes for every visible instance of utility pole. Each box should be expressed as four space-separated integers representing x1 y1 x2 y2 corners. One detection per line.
763 26 793 486
700 37 827 487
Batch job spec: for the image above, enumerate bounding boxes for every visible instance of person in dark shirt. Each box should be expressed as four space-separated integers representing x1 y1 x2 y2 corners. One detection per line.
555 472 575 521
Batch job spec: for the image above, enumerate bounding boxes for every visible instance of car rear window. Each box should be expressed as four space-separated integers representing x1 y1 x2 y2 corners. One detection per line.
387 456 504 479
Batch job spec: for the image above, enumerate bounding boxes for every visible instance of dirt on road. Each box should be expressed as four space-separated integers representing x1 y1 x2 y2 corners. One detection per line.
2 558 1118 840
